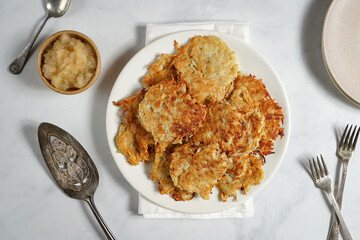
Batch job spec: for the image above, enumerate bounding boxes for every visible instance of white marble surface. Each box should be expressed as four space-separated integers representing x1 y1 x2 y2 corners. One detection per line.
1 0 360 239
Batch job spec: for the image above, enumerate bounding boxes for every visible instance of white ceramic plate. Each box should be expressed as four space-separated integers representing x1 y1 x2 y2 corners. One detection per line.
106 30 291 214
322 0 360 105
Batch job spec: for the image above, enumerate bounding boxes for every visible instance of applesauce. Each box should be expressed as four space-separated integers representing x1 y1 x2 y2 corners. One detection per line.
41 33 97 90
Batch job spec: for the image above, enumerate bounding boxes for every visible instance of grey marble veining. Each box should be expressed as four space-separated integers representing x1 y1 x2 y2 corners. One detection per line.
1 0 360 239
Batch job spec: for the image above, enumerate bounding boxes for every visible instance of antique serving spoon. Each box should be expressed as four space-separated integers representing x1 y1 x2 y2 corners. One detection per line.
38 122 116 240
8 0 71 74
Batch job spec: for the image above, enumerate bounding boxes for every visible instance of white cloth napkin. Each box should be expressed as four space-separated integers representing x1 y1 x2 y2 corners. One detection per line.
138 22 253 219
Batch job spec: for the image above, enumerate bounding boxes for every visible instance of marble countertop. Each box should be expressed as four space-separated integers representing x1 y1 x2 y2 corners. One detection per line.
1 0 360 239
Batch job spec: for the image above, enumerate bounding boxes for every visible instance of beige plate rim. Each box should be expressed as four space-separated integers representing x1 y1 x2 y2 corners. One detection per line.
321 0 360 107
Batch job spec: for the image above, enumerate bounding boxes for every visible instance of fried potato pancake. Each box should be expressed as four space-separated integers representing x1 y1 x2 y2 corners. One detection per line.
138 79 206 144
174 36 238 103
113 36 284 202
218 153 264 201
192 102 247 153
151 150 174 195
171 188 195 201
143 53 177 88
215 75 283 201
150 143 195 201
234 74 284 155
114 90 155 165
228 85 255 113
191 101 264 156
115 123 144 166
170 143 228 200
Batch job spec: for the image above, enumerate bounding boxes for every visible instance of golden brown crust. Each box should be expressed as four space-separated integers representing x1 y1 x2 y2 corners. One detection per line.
170 143 228 200
173 36 239 104
150 148 174 195
115 123 143 166
233 74 284 155
191 101 264 156
191 102 246 153
150 143 194 201
216 74 283 201
113 36 284 202
218 153 264 201
143 54 177 88
138 79 206 144
113 90 155 164
171 188 195 201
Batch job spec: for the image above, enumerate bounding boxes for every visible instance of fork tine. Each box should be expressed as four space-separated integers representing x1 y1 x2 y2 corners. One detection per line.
350 125 360 151
309 159 317 180
339 124 349 149
344 125 353 149
313 157 321 179
317 156 325 177
320 155 328 176
348 125 357 150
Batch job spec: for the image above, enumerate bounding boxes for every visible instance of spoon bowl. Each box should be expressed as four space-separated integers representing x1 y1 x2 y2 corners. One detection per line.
38 122 116 240
38 122 98 200
47 0 71 18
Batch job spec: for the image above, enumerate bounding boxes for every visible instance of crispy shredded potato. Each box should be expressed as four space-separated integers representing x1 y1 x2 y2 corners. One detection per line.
174 36 238 103
219 152 264 201
113 35 284 201
170 143 228 200
234 74 284 155
113 90 155 165
142 54 177 88
138 79 206 144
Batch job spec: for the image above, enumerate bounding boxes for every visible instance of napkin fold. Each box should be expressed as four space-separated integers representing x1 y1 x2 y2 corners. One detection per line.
145 22 250 45
139 195 253 219
139 21 253 219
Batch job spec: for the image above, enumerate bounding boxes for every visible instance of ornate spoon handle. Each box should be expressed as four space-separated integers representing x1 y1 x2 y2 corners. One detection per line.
8 14 50 74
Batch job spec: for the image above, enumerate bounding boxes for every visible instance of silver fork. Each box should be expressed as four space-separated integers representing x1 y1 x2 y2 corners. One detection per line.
327 125 360 240
309 155 353 240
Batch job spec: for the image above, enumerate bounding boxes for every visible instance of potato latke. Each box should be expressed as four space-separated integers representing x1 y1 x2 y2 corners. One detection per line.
138 79 206 144
113 35 284 201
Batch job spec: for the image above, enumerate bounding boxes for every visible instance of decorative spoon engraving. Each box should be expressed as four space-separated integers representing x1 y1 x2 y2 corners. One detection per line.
38 122 116 240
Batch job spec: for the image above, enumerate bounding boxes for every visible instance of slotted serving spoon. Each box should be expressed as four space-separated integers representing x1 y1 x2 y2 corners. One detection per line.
38 122 116 240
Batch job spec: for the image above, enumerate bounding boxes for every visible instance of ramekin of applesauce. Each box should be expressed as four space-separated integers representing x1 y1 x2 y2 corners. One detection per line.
37 30 101 94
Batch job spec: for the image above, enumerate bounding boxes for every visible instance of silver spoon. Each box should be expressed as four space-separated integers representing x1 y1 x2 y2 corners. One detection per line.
8 0 71 74
38 122 116 240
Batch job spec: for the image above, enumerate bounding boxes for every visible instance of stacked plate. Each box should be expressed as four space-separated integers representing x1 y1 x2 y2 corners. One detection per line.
322 0 360 105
